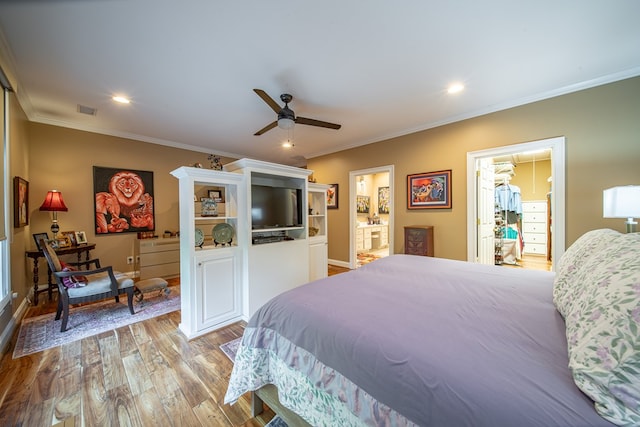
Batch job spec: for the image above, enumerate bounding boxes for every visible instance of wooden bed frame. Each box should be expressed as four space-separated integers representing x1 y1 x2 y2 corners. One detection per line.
251 385 312 426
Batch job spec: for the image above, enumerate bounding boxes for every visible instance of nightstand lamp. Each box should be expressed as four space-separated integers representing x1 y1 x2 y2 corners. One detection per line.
39 190 68 238
603 185 640 233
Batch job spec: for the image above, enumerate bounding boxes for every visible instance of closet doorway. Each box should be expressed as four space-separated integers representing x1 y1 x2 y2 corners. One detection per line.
349 166 395 269
466 137 565 271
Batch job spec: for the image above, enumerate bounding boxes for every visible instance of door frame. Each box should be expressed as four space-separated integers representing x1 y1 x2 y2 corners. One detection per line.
349 165 395 270
466 136 566 269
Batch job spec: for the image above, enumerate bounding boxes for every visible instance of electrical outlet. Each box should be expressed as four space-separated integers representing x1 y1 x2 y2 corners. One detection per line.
135 255 140 264
126 256 134 265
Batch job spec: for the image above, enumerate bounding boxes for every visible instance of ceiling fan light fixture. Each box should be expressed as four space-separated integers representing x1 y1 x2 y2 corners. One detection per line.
278 117 295 130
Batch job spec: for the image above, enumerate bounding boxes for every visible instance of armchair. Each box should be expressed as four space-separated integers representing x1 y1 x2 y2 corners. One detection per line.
41 240 136 332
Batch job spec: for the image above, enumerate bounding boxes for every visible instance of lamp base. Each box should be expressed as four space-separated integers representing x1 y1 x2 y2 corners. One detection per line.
625 218 637 234
51 221 60 239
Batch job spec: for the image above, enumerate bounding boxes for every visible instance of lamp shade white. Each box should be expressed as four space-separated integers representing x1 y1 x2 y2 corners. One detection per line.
603 185 640 233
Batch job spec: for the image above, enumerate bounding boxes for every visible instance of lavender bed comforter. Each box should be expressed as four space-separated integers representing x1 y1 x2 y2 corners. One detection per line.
225 255 613 426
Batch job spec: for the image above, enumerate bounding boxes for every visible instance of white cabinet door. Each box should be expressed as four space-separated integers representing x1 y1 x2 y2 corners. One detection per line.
309 239 328 281
195 249 241 332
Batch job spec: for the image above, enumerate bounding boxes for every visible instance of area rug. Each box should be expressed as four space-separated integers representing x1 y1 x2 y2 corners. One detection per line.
13 288 180 358
220 337 288 427
357 252 381 266
220 336 242 362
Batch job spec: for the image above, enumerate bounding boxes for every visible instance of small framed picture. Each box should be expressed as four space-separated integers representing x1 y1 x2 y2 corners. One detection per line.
75 231 88 245
33 232 50 251
47 238 60 250
209 190 223 202
61 231 77 246
57 236 72 248
407 169 452 210
327 184 338 209
14 176 29 228
356 195 370 214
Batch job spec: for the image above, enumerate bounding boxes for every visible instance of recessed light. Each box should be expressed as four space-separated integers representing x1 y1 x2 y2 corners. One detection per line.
112 96 130 104
447 83 464 94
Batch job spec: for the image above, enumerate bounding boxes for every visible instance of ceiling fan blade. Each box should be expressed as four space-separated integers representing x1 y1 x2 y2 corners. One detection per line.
253 89 281 114
254 121 278 136
296 116 342 130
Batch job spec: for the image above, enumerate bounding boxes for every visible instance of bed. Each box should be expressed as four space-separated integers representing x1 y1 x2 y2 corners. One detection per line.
225 229 640 426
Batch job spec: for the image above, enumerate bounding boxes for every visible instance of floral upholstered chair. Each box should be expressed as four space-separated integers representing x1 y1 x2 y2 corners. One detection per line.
40 239 136 332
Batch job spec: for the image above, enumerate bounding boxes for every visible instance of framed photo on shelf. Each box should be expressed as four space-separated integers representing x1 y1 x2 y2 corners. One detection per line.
356 195 370 214
407 169 452 210
56 235 72 248
61 231 77 246
75 231 88 245
327 184 338 209
33 232 49 251
13 176 29 228
208 190 223 202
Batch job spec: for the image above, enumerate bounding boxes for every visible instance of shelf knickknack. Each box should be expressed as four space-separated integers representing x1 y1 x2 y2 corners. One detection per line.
201 198 218 217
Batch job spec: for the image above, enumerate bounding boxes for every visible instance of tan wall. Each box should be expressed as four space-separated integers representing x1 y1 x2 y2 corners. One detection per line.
308 76 640 263
25 123 235 295
509 160 551 202
8 92 31 306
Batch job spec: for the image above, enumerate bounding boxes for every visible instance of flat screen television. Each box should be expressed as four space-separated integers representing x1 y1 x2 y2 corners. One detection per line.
251 184 303 229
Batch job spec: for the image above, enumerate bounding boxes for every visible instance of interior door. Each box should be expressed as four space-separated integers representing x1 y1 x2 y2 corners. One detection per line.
477 158 495 265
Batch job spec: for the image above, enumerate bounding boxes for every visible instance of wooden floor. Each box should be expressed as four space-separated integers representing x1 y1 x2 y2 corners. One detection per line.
0 268 352 427
0 288 276 426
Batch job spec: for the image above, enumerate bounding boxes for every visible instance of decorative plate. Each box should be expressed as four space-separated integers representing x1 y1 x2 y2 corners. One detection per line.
213 223 234 245
194 228 204 247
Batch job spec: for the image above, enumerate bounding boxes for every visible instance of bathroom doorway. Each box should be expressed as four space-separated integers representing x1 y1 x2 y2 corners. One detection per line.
349 165 395 269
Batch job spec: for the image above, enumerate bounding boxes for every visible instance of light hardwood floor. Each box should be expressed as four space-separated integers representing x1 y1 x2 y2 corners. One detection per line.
0 268 351 427
0 287 276 427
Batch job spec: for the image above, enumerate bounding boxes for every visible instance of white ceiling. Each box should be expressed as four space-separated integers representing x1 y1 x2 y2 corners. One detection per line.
1 1 639 167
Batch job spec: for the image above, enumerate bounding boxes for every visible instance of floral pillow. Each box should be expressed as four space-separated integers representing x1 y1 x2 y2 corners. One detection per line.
564 232 640 425
59 262 88 288
553 228 621 318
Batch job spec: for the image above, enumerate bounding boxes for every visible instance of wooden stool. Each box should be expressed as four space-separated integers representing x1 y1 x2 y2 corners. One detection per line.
134 277 170 302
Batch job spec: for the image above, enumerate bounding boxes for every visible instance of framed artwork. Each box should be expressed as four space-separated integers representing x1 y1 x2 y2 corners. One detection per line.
327 184 338 209
93 166 155 234
356 195 370 214
61 231 77 246
33 232 49 251
14 176 29 227
75 231 88 245
47 238 60 250
56 235 72 248
208 190 223 202
407 169 452 210
378 186 390 214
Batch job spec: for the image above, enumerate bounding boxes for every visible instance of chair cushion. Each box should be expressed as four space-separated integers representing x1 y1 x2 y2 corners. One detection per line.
66 271 135 298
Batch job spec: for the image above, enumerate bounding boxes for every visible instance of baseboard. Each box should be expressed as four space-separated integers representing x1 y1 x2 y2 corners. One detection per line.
0 297 29 355
328 259 350 269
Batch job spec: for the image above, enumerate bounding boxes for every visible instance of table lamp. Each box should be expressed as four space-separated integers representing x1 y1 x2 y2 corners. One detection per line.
39 190 68 238
603 185 640 233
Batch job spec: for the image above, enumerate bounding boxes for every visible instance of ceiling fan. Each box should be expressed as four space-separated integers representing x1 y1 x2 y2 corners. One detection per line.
253 89 341 136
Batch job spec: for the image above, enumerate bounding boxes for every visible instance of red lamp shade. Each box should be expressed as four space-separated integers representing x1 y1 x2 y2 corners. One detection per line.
39 190 68 212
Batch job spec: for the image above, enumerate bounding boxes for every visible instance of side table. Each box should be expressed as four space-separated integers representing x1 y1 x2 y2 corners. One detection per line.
404 226 434 257
26 243 96 305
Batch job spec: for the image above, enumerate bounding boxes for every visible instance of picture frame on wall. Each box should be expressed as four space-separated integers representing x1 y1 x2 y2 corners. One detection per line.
93 166 155 235
327 184 339 209
407 169 452 210
356 195 370 214
14 176 29 228
378 186 390 214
